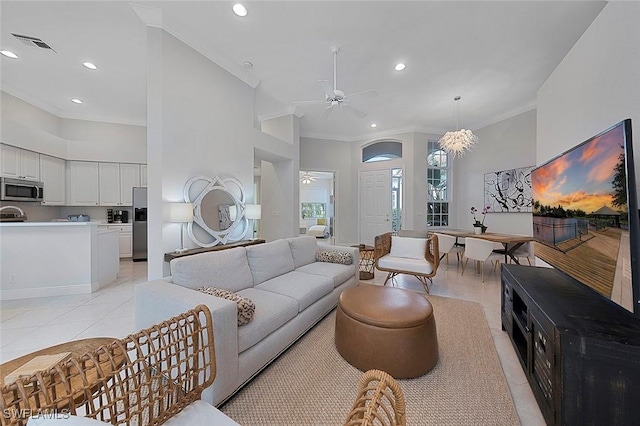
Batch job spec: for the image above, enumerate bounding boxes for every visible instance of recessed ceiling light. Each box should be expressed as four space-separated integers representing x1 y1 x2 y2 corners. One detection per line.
394 63 406 71
370 123 378 128
71 98 83 104
82 62 98 70
233 3 248 17
243 61 253 69
1 50 18 59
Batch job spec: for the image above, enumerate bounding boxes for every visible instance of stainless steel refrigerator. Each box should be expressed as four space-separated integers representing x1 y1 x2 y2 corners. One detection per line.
132 187 147 261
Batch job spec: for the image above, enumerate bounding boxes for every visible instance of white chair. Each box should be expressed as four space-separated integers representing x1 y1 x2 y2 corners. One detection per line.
461 237 504 282
510 241 534 265
434 233 464 270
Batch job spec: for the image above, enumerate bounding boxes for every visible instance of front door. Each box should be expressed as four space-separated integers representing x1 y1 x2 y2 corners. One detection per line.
359 169 391 245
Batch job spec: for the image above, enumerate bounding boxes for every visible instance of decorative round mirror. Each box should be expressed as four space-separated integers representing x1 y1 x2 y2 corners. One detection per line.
183 176 250 247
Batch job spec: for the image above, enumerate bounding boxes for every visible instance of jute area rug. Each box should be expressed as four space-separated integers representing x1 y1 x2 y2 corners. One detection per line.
220 294 520 425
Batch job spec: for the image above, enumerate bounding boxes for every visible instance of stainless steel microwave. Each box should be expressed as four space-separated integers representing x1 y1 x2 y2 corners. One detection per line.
0 177 44 202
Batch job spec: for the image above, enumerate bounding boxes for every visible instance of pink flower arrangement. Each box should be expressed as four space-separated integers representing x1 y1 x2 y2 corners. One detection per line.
471 206 490 228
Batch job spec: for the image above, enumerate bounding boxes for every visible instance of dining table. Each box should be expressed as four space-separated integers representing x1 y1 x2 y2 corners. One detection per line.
430 228 534 265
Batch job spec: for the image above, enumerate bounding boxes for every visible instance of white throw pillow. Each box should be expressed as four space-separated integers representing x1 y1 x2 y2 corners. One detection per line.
390 236 427 260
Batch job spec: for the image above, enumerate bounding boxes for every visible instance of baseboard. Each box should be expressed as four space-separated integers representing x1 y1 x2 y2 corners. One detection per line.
0 283 94 301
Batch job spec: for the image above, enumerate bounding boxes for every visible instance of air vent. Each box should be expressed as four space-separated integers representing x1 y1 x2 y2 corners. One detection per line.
11 33 55 51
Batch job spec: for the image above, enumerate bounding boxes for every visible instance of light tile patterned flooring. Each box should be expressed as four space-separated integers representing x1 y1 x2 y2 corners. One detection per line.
0 257 545 425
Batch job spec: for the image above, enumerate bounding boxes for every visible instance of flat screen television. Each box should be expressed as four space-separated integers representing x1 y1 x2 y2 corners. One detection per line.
531 119 640 316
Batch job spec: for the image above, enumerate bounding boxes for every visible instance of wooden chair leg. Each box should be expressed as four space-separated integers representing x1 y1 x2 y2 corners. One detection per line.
461 258 469 275
416 275 430 293
385 272 400 287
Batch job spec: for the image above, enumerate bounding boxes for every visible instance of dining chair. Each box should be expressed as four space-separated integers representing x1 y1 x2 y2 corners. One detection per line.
461 237 504 282
434 233 464 270
509 241 534 265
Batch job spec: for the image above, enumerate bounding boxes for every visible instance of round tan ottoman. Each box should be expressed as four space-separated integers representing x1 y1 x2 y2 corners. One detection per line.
335 285 438 378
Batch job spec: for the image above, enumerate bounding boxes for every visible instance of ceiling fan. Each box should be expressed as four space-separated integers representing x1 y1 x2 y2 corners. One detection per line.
300 172 317 184
292 46 377 120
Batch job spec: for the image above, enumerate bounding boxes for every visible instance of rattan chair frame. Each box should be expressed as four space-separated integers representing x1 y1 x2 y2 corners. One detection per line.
0 305 215 426
374 232 440 293
344 369 406 426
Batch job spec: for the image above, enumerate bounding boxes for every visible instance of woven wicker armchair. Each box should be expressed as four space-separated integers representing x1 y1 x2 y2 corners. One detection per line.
344 369 406 426
374 232 439 293
0 305 215 426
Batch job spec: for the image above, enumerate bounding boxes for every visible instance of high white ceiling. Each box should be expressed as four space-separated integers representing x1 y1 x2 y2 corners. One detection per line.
0 1 606 141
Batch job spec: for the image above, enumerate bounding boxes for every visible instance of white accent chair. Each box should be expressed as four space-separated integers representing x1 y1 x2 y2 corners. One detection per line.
374 232 439 293
461 237 504 282
434 233 464 270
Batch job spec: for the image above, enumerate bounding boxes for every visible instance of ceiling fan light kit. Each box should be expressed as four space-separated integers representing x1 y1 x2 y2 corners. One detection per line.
438 96 478 157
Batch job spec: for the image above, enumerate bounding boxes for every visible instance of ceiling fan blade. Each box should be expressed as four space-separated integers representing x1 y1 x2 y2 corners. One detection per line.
341 103 366 118
319 106 333 120
345 89 378 99
317 80 335 98
291 99 327 105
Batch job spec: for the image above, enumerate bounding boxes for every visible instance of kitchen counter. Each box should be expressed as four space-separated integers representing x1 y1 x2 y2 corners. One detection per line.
0 222 119 300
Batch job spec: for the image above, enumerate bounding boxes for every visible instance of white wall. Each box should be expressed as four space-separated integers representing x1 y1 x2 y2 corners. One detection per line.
300 136 355 245
260 115 300 239
1 92 146 162
146 29 296 278
61 118 146 163
537 2 640 204
453 109 537 234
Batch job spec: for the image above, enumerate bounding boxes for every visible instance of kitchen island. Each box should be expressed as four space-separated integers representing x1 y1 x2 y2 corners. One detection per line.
0 222 119 300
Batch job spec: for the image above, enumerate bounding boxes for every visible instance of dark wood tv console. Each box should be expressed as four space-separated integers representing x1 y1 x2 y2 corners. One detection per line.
501 264 640 425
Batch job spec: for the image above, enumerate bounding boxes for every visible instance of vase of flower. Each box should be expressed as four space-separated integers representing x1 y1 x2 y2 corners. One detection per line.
471 206 490 234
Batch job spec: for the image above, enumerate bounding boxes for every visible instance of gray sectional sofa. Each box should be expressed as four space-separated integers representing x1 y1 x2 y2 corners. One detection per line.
135 236 358 407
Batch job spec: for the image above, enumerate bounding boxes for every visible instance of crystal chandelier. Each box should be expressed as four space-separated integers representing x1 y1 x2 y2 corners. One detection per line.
438 96 478 157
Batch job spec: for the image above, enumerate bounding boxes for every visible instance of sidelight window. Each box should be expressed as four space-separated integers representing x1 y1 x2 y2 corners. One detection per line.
427 140 450 227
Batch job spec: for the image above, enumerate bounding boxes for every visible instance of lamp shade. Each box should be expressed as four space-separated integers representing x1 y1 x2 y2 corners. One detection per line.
245 204 261 220
169 203 194 223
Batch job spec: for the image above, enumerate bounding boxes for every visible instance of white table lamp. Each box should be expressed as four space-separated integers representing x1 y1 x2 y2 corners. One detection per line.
169 202 194 253
244 204 261 220
245 204 261 239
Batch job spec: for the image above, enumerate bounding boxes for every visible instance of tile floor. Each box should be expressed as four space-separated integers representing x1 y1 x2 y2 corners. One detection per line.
0 256 545 425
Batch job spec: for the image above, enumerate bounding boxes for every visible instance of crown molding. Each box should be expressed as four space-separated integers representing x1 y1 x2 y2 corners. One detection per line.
130 4 163 28
300 124 448 143
129 4 260 89
2 83 62 118
257 106 302 123
57 112 146 128
472 102 537 131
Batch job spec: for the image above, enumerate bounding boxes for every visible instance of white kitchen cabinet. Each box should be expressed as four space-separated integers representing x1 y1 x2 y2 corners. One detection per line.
99 163 121 206
67 161 100 206
39 154 66 205
1 144 40 181
120 163 140 206
140 164 147 187
99 224 132 258
99 163 140 206
118 227 133 258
